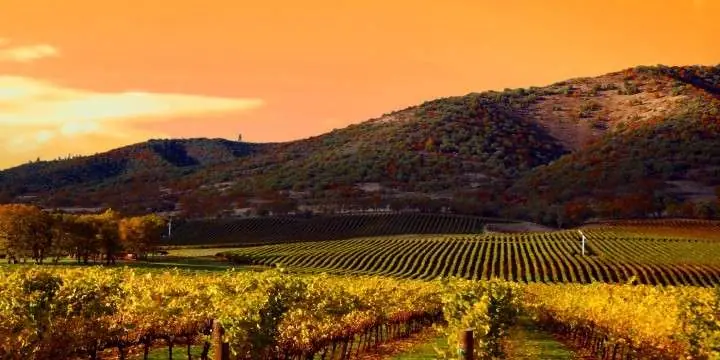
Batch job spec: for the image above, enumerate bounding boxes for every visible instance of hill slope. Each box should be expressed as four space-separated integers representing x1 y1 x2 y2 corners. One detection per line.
1 64 718 222
0 138 266 211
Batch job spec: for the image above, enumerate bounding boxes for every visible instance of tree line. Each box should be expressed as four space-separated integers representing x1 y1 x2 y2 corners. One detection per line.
0 204 166 265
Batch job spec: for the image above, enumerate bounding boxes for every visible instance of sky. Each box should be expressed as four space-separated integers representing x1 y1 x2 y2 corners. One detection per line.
0 0 719 169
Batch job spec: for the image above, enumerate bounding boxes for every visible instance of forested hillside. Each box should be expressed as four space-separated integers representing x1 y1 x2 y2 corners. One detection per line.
0 64 718 224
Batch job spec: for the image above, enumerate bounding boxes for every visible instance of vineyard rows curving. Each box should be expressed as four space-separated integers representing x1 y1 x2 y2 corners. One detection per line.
171 213 497 245
225 230 720 286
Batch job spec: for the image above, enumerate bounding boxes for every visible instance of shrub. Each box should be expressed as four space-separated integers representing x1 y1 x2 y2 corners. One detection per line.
619 80 641 95
628 98 643 106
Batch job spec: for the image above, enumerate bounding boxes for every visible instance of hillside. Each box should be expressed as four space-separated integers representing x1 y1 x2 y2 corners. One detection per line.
0 64 719 223
0 138 267 212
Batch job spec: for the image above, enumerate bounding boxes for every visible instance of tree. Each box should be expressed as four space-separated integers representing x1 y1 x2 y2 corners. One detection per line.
49 214 74 263
79 209 121 265
96 209 122 265
119 214 166 260
694 201 718 220
563 201 593 226
49 214 100 264
72 215 102 264
0 204 53 264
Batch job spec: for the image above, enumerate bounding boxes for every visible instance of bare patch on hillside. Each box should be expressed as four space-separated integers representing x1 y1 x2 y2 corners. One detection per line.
527 70 693 150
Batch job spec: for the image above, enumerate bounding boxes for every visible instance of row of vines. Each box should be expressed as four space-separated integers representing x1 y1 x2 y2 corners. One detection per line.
524 283 720 359
171 213 490 245
225 230 720 286
0 267 520 360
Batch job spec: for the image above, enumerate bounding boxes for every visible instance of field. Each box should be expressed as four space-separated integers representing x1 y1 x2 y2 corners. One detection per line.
3 220 720 359
223 226 720 286
0 268 499 360
169 213 500 245
2 267 719 360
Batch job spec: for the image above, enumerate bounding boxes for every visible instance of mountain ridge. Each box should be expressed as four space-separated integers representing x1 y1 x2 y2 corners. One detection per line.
1 64 719 224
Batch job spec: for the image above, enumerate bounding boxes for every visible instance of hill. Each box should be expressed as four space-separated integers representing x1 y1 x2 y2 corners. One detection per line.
0 64 719 224
0 138 266 212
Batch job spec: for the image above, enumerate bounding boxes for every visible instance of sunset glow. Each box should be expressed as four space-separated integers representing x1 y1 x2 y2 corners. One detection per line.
0 0 718 169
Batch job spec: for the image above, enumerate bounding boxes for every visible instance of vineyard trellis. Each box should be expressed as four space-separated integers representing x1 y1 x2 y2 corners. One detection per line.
170 213 499 246
225 230 720 286
0 268 525 360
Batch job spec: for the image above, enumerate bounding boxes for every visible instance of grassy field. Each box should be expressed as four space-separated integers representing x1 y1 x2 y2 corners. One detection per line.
0 247 268 273
222 225 720 286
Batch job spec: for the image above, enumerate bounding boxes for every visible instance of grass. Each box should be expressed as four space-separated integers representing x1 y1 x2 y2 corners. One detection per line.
165 247 239 257
0 247 271 273
388 334 448 359
385 316 576 359
96 344 206 360
503 316 575 360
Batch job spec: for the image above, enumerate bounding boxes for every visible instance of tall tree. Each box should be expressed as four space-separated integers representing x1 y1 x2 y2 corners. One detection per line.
49 214 73 263
95 209 122 265
119 214 166 260
50 214 99 264
0 204 53 264
73 215 102 264
79 209 121 265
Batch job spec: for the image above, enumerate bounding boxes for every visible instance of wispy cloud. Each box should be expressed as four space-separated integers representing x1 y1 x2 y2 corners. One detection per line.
0 76 265 168
0 39 59 63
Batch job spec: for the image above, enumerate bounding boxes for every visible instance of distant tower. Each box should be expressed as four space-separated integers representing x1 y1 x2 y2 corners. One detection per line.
168 217 172 240
237 133 243 142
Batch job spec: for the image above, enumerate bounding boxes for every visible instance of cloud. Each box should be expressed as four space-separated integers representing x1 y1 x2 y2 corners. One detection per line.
0 76 265 168
0 40 59 63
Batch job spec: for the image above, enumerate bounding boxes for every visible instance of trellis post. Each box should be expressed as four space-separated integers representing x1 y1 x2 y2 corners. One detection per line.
213 320 230 360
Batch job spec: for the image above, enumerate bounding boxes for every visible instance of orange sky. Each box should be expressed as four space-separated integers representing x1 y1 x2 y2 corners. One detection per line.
0 0 719 169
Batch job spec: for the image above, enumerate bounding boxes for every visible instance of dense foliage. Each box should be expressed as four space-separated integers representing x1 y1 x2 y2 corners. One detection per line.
524 283 720 359
2 266 719 359
515 115 720 224
0 204 166 264
0 268 521 360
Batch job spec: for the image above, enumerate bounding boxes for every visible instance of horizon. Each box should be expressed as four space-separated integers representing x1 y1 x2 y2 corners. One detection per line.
1 0 719 170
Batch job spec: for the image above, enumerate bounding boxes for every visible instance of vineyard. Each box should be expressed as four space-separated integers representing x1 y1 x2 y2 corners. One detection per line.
170 213 499 245
223 229 720 286
2 267 719 360
584 219 720 241
524 283 720 359
0 267 518 360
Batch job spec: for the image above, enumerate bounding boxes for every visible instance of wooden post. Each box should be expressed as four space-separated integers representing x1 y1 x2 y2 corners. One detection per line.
458 328 474 360
213 320 230 360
